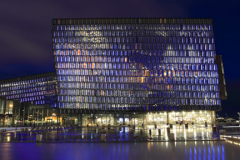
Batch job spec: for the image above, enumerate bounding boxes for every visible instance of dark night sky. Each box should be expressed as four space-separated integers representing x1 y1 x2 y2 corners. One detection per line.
0 0 239 117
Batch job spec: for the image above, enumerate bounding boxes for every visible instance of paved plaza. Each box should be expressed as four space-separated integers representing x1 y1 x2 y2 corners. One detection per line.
0 125 227 142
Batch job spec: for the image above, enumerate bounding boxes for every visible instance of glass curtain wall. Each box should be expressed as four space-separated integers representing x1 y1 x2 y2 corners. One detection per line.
146 113 167 125
169 110 213 124
79 111 214 126
53 18 221 111
82 114 114 126
0 72 57 107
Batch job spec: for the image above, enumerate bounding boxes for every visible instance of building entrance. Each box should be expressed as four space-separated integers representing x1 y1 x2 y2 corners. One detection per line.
130 118 139 125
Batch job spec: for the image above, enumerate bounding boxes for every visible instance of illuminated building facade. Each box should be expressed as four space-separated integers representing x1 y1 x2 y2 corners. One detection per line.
0 18 227 126
0 72 57 126
0 72 57 106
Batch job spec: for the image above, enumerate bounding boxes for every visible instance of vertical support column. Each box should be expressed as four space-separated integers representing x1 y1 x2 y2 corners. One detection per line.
199 110 201 125
114 113 117 125
78 113 82 126
37 106 39 126
57 108 59 125
18 106 20 124
27 106 30 125
106 115 107 125
42 108 44 125
211 111 214 125
59 109 61 125
123 113 125 125
23 104 25 126
47 109 49 125
182 111 184 124
33 107 35 123
93 113 95 125
3 99 6 126
143 113 146 125
167 112 169 124
109 114 111 125
153 113 155 125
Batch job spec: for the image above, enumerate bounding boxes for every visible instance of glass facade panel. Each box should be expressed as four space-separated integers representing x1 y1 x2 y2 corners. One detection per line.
0 72 57 107
53 18 221 110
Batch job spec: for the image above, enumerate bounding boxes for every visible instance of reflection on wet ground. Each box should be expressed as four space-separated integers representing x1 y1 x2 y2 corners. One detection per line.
0 141 238 160
0 125 220 142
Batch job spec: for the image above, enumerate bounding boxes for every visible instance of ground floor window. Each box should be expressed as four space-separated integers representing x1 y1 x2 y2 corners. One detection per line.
0 110 216 126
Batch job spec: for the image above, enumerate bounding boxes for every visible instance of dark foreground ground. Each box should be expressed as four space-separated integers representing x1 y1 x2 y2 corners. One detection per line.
0 141 239 160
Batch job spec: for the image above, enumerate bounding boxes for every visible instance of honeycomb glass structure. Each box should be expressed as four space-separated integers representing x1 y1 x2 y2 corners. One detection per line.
0 72 57 106
52 18 221 110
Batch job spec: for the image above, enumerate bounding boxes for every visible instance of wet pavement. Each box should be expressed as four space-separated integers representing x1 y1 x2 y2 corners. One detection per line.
0 125 222 142
0 141 238 160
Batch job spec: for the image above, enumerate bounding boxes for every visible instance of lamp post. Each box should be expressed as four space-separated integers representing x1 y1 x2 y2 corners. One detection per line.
238 112 240 131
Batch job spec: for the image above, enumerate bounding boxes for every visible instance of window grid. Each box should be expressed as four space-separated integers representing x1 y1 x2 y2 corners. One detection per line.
53 19 221 109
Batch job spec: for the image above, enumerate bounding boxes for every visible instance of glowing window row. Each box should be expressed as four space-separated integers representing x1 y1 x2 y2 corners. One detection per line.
57 98 220 109
55 56 216 65
53 24 213 31
58 76 219 87
58 77 219 85
5 95 55 102
52 30 213 37
53 37 214 44
56 69 218 78
57 97 220 106
0 81 52 88
0 84 55 92
58 84 220 91
53 43 215 51
58 102 218 109
55 63 217 72
58 90 220 99
54 49 216 57
55 62 217 70
1 89 55 97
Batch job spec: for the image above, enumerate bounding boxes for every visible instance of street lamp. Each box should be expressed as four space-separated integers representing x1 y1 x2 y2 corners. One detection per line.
238 112 240 126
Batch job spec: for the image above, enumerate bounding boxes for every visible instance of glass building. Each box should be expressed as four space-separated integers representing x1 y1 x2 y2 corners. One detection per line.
0 72 57 106
0 18 227 126
0 72 58 126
